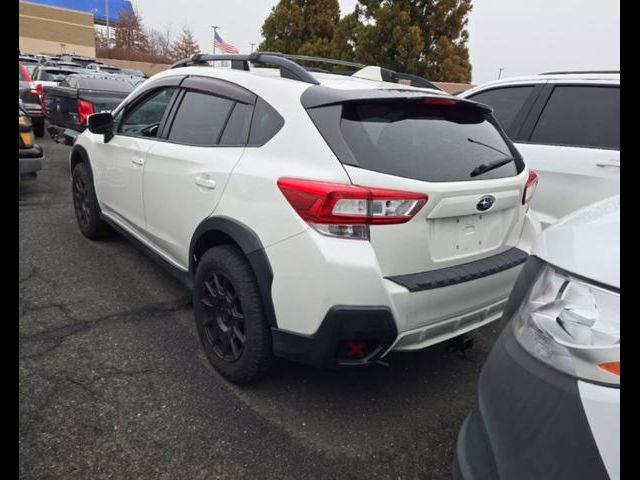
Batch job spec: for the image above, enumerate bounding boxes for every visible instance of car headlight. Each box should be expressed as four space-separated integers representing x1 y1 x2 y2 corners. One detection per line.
513 265 619 385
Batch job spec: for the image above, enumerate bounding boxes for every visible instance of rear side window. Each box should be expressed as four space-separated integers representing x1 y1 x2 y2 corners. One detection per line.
338 101 521 182
219 102 252 145
248 98 284 146
466 86 534 133
168 90 235 145
529 86 619 149
19 65 27 81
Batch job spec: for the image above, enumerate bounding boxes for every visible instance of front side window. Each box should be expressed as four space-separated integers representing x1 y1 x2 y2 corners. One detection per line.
529 86 619 149
467 86 535 133
119 87 176 138
167 90 235 145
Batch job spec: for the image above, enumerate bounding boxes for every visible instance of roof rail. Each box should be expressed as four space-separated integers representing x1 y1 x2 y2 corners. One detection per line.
171 51 442 90
260 52 442 90
170 52 320 85
539 70 620 75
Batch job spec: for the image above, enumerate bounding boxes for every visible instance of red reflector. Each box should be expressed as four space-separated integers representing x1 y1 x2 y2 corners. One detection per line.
422 98 457 106
598 361 620 377
77 99 94 127
522 170 538 204
346 341 367 358
277 178 427 225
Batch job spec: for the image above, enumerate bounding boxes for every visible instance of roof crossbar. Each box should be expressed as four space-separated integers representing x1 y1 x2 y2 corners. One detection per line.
170 52 320 85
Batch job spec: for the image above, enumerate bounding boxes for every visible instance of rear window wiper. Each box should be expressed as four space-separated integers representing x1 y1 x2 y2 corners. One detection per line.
467 137 514 177
469 156 514 177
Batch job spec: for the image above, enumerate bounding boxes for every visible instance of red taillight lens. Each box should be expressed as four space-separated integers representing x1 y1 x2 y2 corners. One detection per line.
36 84 46 114
522 170 538 204
277 178 427 239
77 99 94 127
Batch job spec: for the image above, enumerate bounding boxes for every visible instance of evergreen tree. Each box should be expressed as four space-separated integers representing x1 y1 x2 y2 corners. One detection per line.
259 0 340 58
350 0 473 82
169 26 201 61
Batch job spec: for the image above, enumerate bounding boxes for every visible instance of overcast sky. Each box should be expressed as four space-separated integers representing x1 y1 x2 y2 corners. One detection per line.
132 0 619 84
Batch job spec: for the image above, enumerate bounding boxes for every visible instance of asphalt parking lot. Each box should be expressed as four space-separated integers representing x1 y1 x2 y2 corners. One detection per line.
19 135 503 480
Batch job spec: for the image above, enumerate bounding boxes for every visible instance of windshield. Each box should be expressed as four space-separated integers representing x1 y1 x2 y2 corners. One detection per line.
338 100 521 182
24 64 38 76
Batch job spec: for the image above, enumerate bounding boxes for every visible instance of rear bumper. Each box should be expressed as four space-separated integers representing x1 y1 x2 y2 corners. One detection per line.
19 146 44 177
272 306 397 368
24 108 44 118
266 224 531 364
454 320 613 480
47 124 79 146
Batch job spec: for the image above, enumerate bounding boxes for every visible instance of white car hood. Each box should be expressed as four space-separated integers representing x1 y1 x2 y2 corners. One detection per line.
532 195 619 289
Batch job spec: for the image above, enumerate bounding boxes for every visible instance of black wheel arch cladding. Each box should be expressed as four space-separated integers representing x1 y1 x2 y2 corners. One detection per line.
189 216 278 328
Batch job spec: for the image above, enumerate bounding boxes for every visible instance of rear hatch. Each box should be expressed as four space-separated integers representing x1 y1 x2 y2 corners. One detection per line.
305 90 531 276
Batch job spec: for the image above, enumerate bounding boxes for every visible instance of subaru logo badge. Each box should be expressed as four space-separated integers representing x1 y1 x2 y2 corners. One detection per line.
476 195 495 212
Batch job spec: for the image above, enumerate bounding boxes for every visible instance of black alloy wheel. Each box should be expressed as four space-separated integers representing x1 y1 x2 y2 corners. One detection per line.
71 162 111 239
200 272 246 362
193 245 273 384
73 173 91 229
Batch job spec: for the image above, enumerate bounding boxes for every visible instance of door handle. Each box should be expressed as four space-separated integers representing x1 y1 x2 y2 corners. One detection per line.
194 175 217 190
596 159 620 168
131 156 145 166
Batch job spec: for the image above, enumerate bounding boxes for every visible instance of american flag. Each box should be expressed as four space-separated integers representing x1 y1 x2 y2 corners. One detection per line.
214 32 239 54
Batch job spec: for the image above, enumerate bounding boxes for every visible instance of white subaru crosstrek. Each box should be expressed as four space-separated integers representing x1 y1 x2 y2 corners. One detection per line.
455 195 619 480
70 53 541 384
459 71 620 229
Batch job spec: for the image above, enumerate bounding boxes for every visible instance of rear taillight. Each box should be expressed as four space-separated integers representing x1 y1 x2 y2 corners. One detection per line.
277 178 427 239
77 99 94 127
36 84 46 114
522 170 538 204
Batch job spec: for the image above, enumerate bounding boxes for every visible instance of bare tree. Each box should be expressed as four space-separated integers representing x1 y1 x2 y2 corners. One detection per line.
114 10 151 53
147 24 172 59
169 26 200 61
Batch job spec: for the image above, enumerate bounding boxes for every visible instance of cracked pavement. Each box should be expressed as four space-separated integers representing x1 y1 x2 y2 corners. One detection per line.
19 136 502 479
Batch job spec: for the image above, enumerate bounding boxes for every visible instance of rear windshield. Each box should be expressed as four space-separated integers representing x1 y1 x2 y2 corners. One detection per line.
338 100 521 182
40 69 77 82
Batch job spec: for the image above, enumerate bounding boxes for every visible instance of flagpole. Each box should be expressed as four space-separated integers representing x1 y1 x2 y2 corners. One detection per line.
211 25 220 55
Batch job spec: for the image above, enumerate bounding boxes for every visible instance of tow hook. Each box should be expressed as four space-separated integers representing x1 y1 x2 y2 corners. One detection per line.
445 333 475 354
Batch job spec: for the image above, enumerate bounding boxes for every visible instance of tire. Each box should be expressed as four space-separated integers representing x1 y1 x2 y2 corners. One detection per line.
32 117 44 138
194 245 274 384
71 162 111 240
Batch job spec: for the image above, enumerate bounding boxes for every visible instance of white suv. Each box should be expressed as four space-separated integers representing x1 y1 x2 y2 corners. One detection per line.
459 71 620 228
70 53 540 384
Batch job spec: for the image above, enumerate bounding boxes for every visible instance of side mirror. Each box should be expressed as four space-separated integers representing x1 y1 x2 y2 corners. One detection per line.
87 112 114 142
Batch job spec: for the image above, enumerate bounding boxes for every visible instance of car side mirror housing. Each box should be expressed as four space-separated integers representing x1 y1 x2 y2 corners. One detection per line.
87 112 114 142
